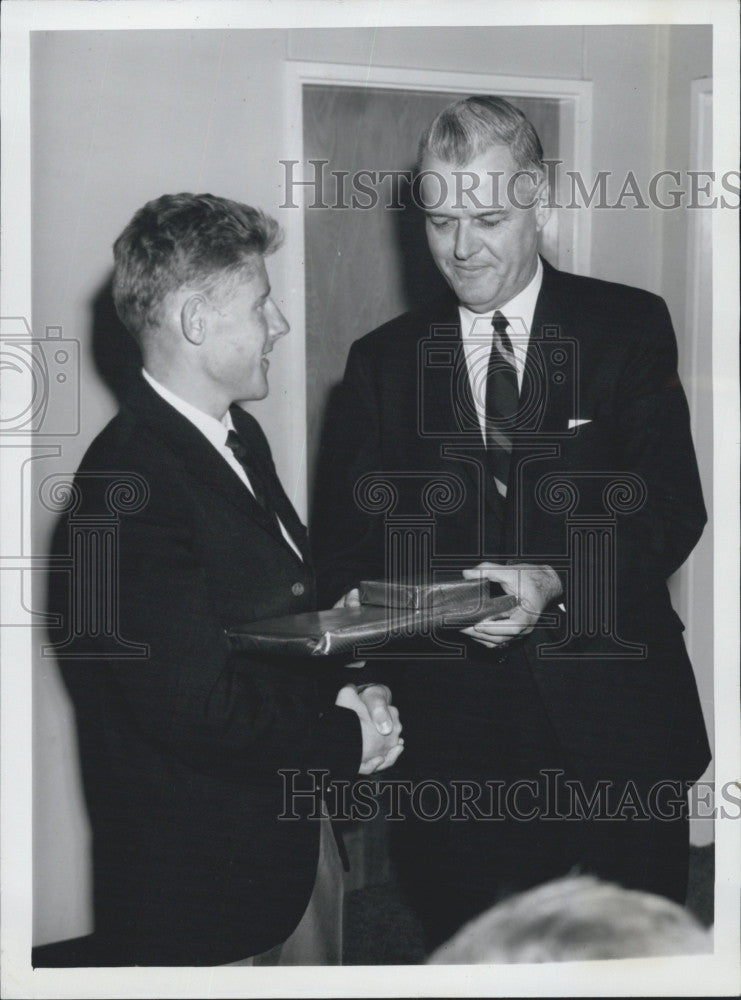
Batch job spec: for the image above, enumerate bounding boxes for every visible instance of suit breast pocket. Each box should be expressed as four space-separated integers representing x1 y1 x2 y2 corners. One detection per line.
558 420 618 470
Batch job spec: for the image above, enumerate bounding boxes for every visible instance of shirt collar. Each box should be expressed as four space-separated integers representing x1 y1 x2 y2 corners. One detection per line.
142 368 234 449
458 255 543 340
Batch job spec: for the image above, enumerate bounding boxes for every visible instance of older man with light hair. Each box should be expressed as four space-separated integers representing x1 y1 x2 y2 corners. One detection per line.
314 95 710 950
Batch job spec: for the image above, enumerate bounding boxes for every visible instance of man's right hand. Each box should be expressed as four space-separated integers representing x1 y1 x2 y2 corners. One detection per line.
335 683 404 775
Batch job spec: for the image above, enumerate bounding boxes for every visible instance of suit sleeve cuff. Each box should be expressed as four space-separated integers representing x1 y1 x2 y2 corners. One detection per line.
310 703 362 782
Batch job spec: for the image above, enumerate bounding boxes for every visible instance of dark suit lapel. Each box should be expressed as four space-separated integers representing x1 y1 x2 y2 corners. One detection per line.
419 295 471 435
420 295 505 530
503 258 577 551
523 257 577 434
124 378 305 558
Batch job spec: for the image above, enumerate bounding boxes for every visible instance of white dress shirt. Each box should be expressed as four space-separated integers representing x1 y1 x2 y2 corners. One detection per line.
458 256 543 445
142 369 302 559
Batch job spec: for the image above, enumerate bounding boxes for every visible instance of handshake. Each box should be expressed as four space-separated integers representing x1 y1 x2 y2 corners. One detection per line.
335 682 404 775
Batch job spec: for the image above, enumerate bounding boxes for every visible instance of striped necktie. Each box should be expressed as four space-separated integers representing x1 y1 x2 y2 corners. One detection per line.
484 311 519 496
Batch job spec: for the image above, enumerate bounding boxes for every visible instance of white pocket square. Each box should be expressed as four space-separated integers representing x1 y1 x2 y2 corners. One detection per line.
568 418 592 429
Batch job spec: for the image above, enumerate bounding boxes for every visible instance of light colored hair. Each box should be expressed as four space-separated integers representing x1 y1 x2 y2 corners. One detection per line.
418 95 544 174
429 875 711 963
112 192 282 342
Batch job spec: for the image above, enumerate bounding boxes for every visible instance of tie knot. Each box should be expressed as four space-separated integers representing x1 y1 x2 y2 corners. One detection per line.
226 428 246 457
492 311 508 335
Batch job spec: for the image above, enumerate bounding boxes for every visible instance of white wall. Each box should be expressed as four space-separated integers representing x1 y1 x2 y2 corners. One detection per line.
31 25 712 945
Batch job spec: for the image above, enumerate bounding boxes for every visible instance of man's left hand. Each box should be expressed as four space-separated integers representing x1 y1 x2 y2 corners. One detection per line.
460 562 562 648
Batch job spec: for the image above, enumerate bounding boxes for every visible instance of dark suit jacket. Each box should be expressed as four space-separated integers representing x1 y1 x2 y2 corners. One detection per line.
49 376 360 965
313 258 710 789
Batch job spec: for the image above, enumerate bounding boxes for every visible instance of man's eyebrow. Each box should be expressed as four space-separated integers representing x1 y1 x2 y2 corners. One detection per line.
424 208 508 217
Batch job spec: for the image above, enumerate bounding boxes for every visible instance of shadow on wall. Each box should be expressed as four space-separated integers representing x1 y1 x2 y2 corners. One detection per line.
90 274 142 403
34 274 142 950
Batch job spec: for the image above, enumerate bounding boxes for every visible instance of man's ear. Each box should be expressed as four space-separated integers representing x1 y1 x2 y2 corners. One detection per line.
181 293 209 346
534 174 552 232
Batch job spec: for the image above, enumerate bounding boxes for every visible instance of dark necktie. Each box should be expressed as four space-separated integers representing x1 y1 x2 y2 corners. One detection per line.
225 428 281 533
484 311 519 495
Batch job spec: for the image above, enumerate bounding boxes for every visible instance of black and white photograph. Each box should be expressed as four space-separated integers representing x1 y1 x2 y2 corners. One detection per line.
1 1 739 997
